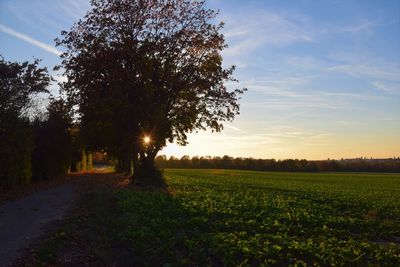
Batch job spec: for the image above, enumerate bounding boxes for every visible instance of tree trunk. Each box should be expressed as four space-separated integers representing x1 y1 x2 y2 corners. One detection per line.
132 152 139 180
133 150 164 187
115 149 133 175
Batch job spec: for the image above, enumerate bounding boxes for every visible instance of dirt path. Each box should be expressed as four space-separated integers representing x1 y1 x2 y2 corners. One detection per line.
0 184 76 266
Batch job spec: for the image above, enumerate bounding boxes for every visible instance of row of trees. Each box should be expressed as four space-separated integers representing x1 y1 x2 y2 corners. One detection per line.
155 155 400 173
0 57 91 189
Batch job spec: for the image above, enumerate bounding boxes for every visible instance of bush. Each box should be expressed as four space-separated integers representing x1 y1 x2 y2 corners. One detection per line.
133 162 165 187
0 112 33 187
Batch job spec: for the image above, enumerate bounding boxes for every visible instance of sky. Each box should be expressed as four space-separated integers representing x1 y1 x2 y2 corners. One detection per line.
0 0 399 160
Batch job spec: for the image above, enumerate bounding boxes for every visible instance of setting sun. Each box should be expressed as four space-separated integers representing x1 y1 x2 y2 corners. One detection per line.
143 136 151 144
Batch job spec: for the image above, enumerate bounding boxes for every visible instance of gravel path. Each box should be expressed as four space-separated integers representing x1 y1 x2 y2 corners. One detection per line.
0 184 76 266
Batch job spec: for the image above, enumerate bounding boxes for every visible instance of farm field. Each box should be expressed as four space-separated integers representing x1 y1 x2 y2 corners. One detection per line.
116 169 400 266
31 169 400 266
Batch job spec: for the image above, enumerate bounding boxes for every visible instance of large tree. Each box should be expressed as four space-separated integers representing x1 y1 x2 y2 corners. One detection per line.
57 0 245 186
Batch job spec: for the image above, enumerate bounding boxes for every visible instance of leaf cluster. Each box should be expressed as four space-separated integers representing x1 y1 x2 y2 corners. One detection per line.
0 56 50 119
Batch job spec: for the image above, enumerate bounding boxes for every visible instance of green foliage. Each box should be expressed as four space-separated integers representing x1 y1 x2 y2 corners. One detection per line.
0 56 50 187
0 113 33 187
112 169 400 265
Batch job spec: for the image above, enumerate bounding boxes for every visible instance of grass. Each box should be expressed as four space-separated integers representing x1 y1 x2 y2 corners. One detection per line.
32 169 400 266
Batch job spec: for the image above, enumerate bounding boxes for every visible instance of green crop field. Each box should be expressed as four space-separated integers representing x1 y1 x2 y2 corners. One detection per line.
110 169 400 266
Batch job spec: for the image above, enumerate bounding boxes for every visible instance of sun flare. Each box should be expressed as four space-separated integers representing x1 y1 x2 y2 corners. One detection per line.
143 136 151 144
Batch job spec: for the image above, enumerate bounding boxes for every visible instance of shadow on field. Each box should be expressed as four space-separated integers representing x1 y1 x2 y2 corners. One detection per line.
108 189 230 266
15 171 216 266
41 172 232 266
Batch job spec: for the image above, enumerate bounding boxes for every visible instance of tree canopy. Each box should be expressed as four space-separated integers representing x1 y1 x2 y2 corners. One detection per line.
56 0 245 185
0 56 50 119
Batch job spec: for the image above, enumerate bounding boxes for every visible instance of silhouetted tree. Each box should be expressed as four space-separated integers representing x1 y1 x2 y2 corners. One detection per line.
56 0 245 186
32 98 73 180
0 56 50 118
180 155 191 168
154 155 400 173
0 56 50 187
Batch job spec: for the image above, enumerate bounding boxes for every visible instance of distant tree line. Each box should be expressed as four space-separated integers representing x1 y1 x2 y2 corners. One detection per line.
0 57 91 189
155 155 400 173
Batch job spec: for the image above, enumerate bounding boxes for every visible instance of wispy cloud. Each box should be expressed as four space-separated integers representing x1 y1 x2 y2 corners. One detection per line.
241 78 385 111
372 81 400 95
221 10 377 58
319 19 379 34
0 24 61 56
186 132 283 149
222 10 313 57
326 63 399 81
262 125 330 140
55 0 90 21
326 51 400 82
340 20 377 33
242 98 345 111
223 124 243 132
4 0 91 38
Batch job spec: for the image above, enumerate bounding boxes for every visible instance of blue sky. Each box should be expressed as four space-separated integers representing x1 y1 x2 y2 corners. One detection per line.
1 0 399 159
